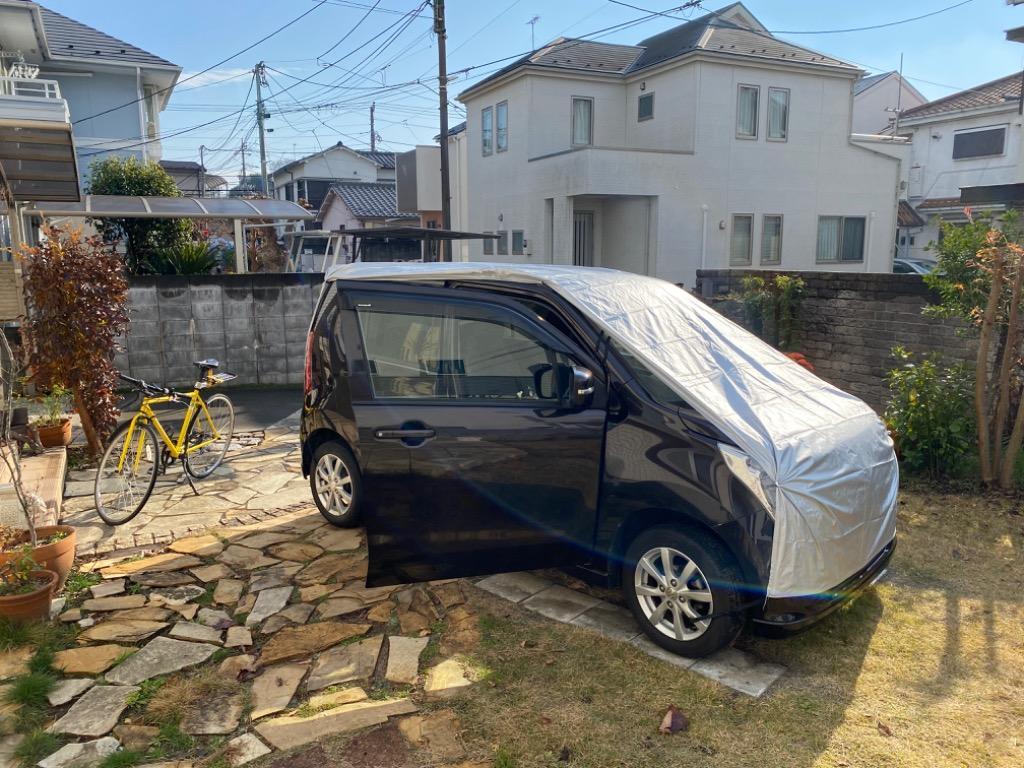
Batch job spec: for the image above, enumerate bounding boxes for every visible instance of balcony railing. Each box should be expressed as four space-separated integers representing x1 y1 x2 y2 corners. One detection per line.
0 76 61 100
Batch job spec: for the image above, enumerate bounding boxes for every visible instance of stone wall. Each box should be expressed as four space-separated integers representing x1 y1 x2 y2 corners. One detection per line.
695 270 973 410
116 274 324 387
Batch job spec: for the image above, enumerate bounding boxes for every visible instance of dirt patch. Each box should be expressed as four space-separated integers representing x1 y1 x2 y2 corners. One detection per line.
267 743 330 768
339 721 412 768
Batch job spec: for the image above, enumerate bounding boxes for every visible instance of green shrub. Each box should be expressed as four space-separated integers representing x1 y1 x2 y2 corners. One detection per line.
148 242 216 275
736 274 805 350
885 347 974 479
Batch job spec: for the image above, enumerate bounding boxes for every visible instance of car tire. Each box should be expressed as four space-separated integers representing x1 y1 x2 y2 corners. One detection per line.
309 440 362 528
622 526 745 658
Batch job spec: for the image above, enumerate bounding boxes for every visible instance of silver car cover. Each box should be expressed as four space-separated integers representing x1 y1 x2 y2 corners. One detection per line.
326 263 899 599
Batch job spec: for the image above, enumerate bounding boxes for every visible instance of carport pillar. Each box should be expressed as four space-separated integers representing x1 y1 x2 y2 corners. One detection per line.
233 217 247 273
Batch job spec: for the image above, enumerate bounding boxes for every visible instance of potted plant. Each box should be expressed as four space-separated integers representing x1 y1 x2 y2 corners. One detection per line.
32 383 73 448
0 546 57 622
0 524 77 592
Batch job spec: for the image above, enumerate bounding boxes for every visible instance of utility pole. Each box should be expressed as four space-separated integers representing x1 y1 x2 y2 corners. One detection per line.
434 0 451 260
240 140 247 184
371 103 378 152
198 145 206 196
254 61 270 197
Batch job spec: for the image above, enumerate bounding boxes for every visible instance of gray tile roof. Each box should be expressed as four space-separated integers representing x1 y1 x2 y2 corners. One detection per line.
854 72 892 96
356 150 396 169
329 182 416 220
32 2 177 68
900 73 1021 120
461 3 853 98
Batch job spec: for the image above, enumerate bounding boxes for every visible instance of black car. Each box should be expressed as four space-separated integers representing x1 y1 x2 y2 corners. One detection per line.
300 264 897 658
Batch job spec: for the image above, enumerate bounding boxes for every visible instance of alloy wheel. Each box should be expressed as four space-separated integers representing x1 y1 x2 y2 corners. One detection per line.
314 452 353 515
634 546 715 641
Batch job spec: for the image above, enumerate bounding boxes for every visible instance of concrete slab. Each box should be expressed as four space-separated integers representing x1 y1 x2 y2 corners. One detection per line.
627 635 697 670
689 647 786 698
570 601 642 642
475 572 554 603
521 585 601 622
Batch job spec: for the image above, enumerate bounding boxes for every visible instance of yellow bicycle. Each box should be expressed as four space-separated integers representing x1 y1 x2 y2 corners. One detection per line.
94 360 236 525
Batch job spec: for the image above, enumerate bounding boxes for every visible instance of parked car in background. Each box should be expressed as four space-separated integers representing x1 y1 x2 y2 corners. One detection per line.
299 264 898 658
893 258 935 275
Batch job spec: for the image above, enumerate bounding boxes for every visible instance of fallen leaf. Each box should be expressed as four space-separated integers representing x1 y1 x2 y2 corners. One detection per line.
659 705 689 735
520 639 537 649
877 721 893 737
557 746 571 762
539 716 552 726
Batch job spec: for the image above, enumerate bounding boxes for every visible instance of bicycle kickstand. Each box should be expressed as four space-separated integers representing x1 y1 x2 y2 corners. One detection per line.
182 470 200 497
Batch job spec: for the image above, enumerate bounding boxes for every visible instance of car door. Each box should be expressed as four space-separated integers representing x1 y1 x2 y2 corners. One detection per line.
335 281 608 586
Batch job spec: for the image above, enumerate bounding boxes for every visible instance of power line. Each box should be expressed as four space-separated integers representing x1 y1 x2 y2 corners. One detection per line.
73 0 331 125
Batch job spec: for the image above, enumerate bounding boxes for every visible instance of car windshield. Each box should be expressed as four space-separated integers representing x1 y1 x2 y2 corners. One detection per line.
608 338 690 409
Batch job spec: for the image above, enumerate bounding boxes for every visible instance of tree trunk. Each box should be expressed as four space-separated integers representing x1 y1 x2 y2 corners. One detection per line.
993 261 1024 471
74 387 102 457
976 253 1005 485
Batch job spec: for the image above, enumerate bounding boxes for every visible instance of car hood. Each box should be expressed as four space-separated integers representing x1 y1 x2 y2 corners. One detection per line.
327 263 899 598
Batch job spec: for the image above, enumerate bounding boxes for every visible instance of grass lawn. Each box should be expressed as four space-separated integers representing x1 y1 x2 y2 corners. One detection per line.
437 485 1024 768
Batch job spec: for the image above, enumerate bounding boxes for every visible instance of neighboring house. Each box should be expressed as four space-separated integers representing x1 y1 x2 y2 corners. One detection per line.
456 2 904 285
159 159 226 195
852 71 926 134
395 121 470 256
318 181 416 231
271 142 396 211
0 0 180 182
899 72 1024 260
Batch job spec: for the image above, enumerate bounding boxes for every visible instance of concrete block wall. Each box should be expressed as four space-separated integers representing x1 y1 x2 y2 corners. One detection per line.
115 274 324 387
695 270 973 411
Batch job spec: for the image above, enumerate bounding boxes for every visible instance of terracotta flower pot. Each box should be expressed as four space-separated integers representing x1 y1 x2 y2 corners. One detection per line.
34 419 72 448
0 569 57 623
0 525 77 592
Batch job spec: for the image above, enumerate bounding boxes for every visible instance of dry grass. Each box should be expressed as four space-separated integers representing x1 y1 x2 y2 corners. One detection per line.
446 487 1024 768
144 667 242 728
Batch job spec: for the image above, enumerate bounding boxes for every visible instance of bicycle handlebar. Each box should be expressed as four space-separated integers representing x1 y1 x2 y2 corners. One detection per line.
119 373 174 397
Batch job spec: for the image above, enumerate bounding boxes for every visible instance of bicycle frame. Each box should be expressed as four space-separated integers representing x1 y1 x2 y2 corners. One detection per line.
117 390 221 472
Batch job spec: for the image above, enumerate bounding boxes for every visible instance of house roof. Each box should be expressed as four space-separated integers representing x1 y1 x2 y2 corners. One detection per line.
356 150 396 169
434 121 466 142
273 142 394 176
900 72 1021 120
159 160 203 172
853 72 891 96
29 2 177 68
916 197 964 211
460 2 855 99
326 182 416 220
897 200 926 228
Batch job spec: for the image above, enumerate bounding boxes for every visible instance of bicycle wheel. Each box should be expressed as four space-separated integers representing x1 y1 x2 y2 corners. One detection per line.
95 420 160 526
184 393 235 479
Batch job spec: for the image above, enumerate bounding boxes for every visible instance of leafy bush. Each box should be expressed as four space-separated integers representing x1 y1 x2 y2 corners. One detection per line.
736 274 805 349
885 347 973 479
149 242 216 275
18 225 129 455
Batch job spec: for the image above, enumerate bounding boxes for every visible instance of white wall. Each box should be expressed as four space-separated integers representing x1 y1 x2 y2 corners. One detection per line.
272 147 379 193
852 75 926 134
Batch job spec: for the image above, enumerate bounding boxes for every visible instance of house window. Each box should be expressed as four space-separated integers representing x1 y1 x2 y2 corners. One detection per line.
496 101 508 152
730 215 753 266
736 85 759 139
767 87 789 140
497 231 509 256
817 216 867 263
482 107 493 156
638 92 654 121
512 230 525 255
571 97 593 146
952 126 1006 160
483 231 494 255
760 215 783 264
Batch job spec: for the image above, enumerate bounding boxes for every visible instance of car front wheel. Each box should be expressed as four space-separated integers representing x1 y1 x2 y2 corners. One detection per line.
623 526 745 658
310 441 362 528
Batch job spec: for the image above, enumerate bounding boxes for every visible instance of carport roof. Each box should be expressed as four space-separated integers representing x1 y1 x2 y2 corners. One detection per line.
23 195 314 219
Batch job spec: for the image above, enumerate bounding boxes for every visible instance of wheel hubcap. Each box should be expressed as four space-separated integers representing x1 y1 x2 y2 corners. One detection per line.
635 546 714 642
315 454 353 514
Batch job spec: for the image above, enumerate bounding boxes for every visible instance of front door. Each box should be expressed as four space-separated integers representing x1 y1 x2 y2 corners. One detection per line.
337 282 607 586
573 211 594 267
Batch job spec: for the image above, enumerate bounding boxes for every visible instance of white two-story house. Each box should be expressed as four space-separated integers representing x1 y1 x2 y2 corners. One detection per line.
456 2 904 285
899 72 1024 260
272 142 397 212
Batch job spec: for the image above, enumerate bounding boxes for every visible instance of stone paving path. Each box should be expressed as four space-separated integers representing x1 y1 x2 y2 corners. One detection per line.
61 413 308 557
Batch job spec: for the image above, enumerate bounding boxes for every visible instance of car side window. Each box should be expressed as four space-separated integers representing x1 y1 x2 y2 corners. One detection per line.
355 299 572 402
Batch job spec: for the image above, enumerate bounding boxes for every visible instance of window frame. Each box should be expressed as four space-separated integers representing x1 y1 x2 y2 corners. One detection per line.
571 96 594 147
348 288 589 407
816 215 867 264
482 231 495 256
767 86 789 142
637 92 655 122
760 214 783 265
729 214 754 266
736 84 759 140
952 124 1007 161
496 230 509 256
511 230 525 255
481 106 493 156
495 100 509 153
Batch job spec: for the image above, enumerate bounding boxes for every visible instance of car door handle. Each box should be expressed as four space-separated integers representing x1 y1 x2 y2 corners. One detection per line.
374 428 436 440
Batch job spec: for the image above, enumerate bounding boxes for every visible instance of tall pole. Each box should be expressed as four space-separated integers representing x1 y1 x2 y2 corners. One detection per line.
198 145 206 196
240 140 247 184
370 102 376 152
434 0 451 260
255 61 270 197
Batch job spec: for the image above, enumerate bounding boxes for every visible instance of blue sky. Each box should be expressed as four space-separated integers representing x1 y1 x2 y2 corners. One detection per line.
41 0 1024 184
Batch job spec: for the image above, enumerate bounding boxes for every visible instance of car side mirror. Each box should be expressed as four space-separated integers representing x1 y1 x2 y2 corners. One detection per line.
568 365 596 408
